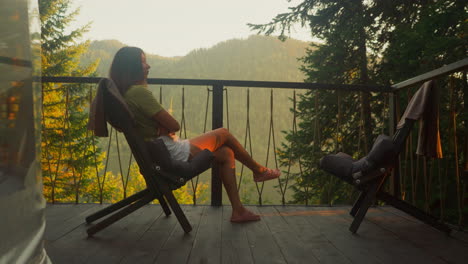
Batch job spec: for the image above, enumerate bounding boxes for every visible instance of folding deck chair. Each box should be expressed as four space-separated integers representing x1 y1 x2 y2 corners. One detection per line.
85 78 214 236
319 81 451 234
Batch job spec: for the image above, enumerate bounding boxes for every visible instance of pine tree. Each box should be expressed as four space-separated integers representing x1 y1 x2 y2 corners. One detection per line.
249 0 404 204
377 0 466 82
39 0 100 203
250 0 466 206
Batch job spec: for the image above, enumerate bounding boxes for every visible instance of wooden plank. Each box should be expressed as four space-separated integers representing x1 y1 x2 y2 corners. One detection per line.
44 204 116 263
118 205 179 264
45 203 94 225
153 205 205 263
221 206 254 264
371 206 468 263
451 230 468 244
379 206 438 223
43 205 468 264
47 203 147 263
337 206 446 264
187 206 223 264
258 206 321 264
276 206 352 264
45 204 100 241
297 206 385 264
44 224 89 263
243 206 287 264
45 203 78 219
83 204 162 263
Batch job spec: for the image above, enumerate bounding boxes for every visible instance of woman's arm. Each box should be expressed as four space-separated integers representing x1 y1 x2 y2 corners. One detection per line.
152 109 180 135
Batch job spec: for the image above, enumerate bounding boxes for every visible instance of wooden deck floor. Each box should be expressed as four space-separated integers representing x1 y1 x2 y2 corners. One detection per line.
44 204 468 264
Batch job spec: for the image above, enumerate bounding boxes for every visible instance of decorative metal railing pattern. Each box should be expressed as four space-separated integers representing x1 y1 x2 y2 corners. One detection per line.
390 58 468 228
41 78 389 205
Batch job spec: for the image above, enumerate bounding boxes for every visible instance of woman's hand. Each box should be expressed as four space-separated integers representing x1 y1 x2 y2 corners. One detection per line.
152 109 180 133
157 124 178 140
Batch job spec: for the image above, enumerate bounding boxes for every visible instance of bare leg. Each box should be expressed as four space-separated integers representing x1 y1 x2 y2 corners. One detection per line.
209 146 260 221
213 146 241 209
189 128 266 222
189 128 264 174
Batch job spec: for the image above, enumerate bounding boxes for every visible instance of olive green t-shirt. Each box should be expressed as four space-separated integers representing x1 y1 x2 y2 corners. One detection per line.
124 85 163 139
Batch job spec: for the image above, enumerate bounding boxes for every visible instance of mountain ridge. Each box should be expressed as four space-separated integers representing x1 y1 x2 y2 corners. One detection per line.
81 35 310 82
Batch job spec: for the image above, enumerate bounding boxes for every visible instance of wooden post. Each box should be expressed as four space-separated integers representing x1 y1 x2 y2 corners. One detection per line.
211 84 223 206
388 92 401 198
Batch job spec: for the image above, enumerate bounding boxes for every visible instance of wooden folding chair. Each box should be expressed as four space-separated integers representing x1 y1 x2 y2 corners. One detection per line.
85 79 213 236
320 81 451 234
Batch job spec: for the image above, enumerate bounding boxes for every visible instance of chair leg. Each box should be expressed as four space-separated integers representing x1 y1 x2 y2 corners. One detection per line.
86 189 149 223
158 195 172 216
87 195 152 236
350 191 367 217
149 175 193 233
165 192 192 233
159 184 192 233
349 182 380 233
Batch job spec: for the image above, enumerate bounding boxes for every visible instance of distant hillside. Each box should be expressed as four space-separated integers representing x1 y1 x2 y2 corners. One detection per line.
80 35 309 82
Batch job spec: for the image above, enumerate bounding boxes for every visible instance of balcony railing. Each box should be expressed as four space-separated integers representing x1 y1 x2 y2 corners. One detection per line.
389 58 468 227
40 57 468 229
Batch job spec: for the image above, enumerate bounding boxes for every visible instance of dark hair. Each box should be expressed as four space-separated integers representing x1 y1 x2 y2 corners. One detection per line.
109 46 145 94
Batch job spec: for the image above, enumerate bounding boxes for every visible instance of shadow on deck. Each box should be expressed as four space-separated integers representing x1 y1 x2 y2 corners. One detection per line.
44 204 468 263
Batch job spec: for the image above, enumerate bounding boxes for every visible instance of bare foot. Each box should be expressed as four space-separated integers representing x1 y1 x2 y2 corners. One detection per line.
230 207 261 223
254 168 281 182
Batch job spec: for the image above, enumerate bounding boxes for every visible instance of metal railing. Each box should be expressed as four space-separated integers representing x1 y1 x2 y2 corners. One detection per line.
41 77 390 205
389 58 468 227
40 57 467 228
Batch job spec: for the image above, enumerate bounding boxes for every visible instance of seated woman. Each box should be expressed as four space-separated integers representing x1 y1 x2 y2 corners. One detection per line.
108 46 280 223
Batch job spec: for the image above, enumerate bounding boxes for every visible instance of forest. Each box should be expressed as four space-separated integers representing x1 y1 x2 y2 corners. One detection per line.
39 0 466 226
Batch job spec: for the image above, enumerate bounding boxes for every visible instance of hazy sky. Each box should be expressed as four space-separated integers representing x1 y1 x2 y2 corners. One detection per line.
70 0 312 57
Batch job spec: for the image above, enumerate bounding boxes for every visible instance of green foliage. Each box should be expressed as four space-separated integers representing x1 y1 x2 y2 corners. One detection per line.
376 0 467 83
252 0 384 204
39 0 101 203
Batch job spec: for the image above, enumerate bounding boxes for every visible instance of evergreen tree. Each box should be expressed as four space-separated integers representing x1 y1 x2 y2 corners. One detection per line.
39 0 100 203
250 0 392 204
376 0 466 83
250 0 466 206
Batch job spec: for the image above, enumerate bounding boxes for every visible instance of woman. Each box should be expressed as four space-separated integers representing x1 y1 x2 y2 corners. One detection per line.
109 46 280 222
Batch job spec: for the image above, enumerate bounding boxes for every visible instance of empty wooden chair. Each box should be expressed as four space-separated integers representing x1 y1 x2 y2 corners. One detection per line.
319 80 451 234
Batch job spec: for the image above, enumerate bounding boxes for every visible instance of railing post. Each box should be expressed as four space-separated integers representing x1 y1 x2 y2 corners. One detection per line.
389 91 401 198
211 84 223 206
